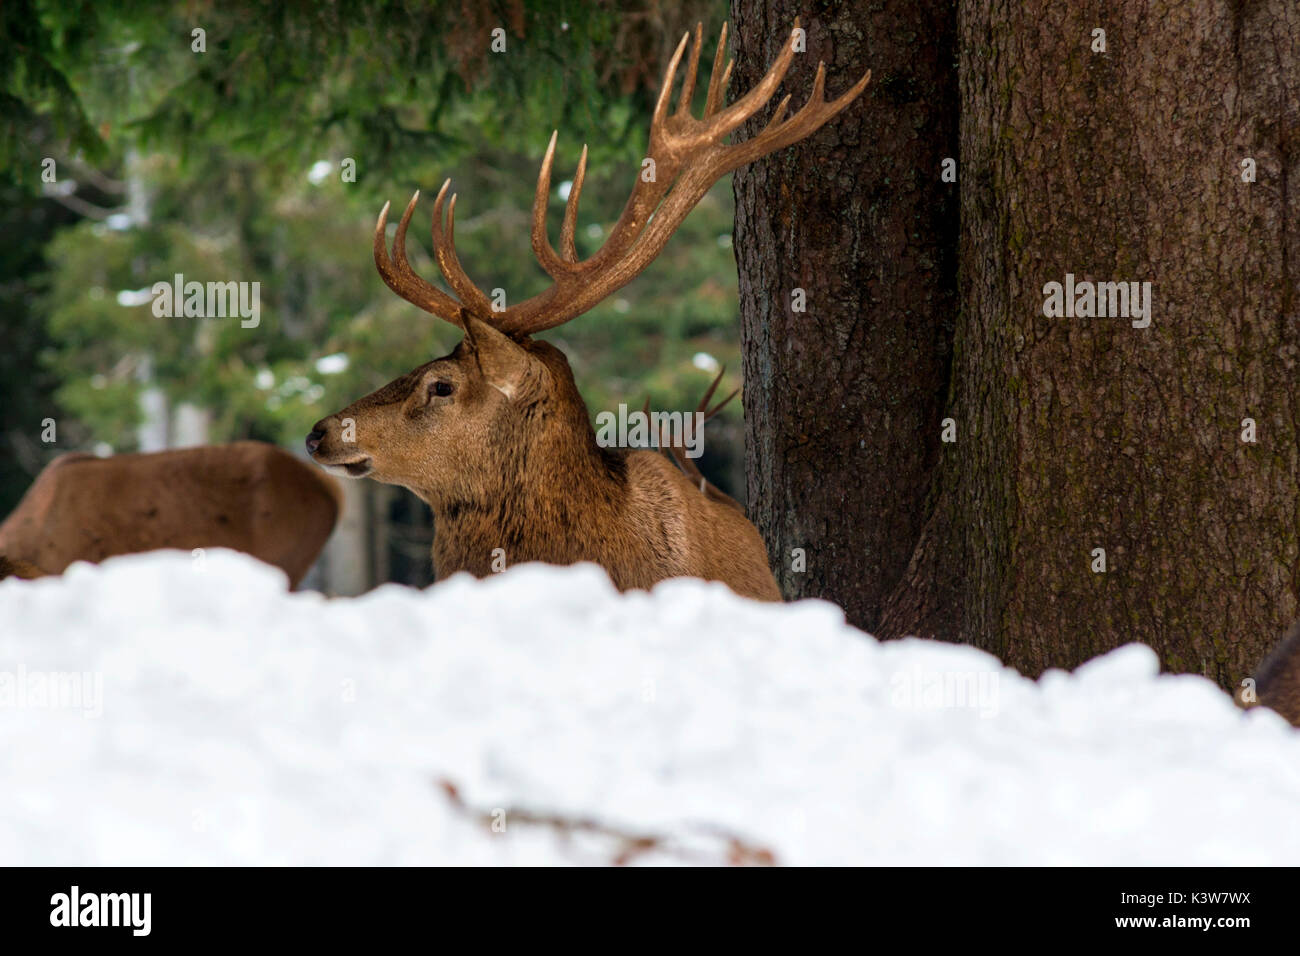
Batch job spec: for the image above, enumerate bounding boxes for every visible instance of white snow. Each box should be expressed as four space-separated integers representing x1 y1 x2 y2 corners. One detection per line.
1 548 1297 866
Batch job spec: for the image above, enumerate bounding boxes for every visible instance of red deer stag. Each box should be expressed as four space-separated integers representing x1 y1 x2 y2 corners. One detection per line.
306 21 870 600
0 442 341 587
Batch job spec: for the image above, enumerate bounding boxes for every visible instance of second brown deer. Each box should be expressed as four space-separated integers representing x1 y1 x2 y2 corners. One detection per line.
306 22 869 600
0 442 341 587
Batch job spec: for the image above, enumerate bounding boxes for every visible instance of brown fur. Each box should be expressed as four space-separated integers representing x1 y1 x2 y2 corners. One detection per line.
309 328 781 600
0 555 47 580
0 442 342 588
1238 620 1300 724
304 22 877 601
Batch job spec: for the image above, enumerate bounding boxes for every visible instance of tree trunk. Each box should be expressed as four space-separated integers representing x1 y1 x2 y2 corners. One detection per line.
735 0 1300 687
732 0 958 633
931 0 1300 682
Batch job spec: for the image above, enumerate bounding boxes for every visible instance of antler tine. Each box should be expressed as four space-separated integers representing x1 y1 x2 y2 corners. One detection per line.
668 440 744 510
652 31 693 130
718 61 871 175
676 23 704 116
373 198 402 287
703 22 731 118
652 367 735 454
531 131 570 278
643 394 680 458
667 441 703 479
697 366 739 421
697 18 803 141
697 365 725 413
501 35 692 332
706 387 739 420
373 194 464 322
631 370 744 510
765 94 793 130
391 191 423 279
695 366 740 421
559 144 588 263
669 369 747 510
430 179 494 317
478 20 870 338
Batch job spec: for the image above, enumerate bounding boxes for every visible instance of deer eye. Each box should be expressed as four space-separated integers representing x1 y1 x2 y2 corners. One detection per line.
429 380 454 399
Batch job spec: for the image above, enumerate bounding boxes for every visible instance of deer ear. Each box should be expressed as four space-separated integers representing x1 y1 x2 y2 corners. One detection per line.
460 312 539 402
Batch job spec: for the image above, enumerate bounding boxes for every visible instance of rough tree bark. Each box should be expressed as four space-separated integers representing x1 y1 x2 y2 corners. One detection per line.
731 0 958 633
736 0 1300 686
940 0 1300 681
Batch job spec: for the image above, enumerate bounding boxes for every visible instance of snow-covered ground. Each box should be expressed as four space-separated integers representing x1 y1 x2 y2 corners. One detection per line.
1 549 1297 865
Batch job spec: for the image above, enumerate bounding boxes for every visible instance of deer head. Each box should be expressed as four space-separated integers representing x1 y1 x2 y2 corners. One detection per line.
307 21 869 588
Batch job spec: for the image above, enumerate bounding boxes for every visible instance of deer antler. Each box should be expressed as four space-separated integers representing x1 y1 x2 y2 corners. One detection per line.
645 367 746 512
373 20 870 336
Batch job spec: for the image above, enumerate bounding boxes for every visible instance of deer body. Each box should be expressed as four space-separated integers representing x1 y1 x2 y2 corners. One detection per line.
308 21 868 602
0 442 341 587
430 442 775 595
319 338 778 597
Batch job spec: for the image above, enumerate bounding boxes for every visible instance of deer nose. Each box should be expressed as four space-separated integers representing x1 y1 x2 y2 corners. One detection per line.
305 427 326 454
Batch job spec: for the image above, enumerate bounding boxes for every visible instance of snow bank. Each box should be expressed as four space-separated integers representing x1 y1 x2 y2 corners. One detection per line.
1 549 1296 865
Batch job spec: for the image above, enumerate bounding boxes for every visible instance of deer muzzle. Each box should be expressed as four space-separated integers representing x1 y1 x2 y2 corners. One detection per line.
306 418 374 478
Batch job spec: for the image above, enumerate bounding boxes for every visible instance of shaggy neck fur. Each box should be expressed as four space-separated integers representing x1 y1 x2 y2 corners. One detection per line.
420 343 629 579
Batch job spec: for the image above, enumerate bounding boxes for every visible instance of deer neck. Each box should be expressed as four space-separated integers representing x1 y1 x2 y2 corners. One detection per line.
426 404 627 578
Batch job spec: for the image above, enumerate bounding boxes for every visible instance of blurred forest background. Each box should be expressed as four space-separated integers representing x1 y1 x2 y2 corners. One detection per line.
9 0 1294 687
1 0 745 591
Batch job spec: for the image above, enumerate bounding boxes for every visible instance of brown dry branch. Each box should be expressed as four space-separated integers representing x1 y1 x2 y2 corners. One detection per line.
436 778 777 866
